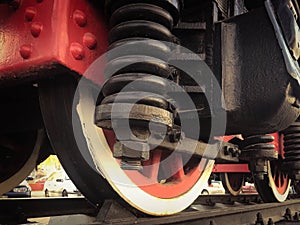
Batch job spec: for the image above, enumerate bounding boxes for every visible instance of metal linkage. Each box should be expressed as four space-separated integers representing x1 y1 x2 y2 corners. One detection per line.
240 135 277 180
96 0 182 169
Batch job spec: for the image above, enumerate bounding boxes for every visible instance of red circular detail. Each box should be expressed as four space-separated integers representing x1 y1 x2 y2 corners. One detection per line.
20 44 32 59
31 22 43 38
73 10 87 27
70 42 85 60
25 7 37 21
83 33 97 50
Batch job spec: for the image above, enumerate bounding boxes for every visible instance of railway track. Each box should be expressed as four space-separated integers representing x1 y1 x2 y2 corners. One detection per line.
1 195 300 225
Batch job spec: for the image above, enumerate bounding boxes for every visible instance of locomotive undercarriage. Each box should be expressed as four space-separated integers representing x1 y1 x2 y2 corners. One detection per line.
1 0 300 216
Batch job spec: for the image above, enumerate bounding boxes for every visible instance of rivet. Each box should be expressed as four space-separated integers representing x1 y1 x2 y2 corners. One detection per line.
25 7 37 21
20 44 32 59
70 42 85 60
31 22 43 37
73 10 87 27
83 33 97 50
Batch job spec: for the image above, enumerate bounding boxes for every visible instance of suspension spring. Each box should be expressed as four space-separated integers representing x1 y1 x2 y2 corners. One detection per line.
283 118 300 180
95 0 181 170
241 134 278 180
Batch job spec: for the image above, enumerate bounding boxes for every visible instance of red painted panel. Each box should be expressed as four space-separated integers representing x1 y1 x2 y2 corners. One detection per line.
212 164 250 173
0 0 108 83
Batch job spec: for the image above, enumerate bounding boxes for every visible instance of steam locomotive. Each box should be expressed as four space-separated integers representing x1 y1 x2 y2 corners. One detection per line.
1 0 300 216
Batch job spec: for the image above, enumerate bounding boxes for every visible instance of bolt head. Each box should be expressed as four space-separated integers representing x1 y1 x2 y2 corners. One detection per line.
20 44 32 59
83 33 97 50
70 42 85 60
25 7 37 21
31 22 43 37
73 10 87 27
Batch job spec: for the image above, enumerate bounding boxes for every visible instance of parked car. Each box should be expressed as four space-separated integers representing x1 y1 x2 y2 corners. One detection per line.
28 177 47 191
43 171 80 197
201 180 225 195
241 182 258 194
3 180 31 198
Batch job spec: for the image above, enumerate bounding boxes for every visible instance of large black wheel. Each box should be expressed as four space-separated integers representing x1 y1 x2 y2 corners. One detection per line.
39 76 214 215
39 77 115 203
0 130 44 195
254 159 290 202
220 172 244 196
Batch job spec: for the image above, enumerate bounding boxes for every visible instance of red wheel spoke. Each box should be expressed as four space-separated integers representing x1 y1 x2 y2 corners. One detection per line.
278 174 282 187
161 153 185 180
142 150 162 181
272 166 277 181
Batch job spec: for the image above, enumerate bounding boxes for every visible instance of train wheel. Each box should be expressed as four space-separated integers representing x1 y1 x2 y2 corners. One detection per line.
39 76 214 215
220 173 244 196
254 159 290 202
0 130 43 194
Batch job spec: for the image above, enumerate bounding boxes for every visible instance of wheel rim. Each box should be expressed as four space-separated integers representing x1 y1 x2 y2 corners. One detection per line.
254 160 290 202
0 130 43 194
75 82 214 215
269 160 289 195
221 172 244 196
104 130 209 198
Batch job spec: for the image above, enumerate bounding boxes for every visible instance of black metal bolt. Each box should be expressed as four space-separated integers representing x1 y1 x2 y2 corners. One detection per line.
255 212 265 225
229 147 237 157
294 212 299 221
223 146 230 155
284 208 292 221
267 218 274 225
209 220 216 225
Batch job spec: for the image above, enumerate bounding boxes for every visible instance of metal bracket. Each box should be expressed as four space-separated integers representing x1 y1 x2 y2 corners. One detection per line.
265 0 300 84
148 137 240 162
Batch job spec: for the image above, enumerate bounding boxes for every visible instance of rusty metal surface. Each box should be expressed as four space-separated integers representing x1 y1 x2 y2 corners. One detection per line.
0 0 107 83
95 103 174 129
218 7 300 135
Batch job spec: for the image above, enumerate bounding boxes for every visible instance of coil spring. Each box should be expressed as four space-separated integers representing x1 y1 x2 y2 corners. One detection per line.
241 134 277 180
97 0 181 129
283 118 300 162
242 135 276 153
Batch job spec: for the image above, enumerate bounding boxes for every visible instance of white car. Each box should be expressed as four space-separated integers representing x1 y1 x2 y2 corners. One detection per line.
201 180 225 195
43 172 80 197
